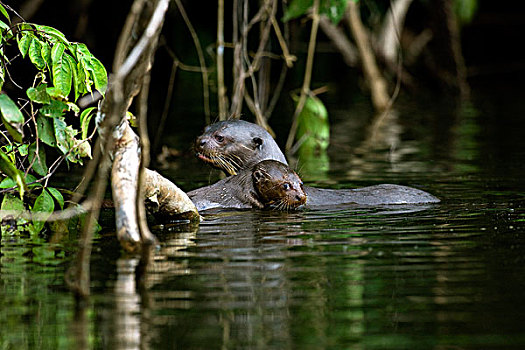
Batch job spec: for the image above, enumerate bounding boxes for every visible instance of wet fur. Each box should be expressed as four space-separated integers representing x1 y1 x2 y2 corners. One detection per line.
195 120 287 175
188 160 306 212
195 120 440 205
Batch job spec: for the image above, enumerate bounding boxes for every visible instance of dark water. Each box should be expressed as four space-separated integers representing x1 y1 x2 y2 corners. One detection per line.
2 76 525 349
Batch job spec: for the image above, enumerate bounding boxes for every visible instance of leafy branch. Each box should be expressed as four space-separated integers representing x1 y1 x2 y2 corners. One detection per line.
0 3 107 236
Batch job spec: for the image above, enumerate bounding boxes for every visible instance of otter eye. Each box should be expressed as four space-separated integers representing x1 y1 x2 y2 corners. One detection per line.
214 134 224 143
253 137 263 148
282 183 291 191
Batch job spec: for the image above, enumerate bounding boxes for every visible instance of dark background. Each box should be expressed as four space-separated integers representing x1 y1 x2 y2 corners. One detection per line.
9 0 525 151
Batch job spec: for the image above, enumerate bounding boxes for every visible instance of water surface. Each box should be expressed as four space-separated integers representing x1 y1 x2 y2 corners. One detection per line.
1 77 525 349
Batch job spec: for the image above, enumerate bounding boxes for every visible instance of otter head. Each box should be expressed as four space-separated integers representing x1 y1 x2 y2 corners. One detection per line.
252 160 306 210
195 120 287 175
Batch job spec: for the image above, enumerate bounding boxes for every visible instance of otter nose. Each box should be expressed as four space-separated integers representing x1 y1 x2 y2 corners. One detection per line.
295 193 306 203
197 137 207 147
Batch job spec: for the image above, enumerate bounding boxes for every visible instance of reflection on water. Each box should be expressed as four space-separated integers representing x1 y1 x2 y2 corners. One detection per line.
2 80 525 349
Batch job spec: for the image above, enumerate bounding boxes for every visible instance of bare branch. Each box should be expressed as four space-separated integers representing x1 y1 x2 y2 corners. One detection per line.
217 0 227 120
377 0 414 64
271 16 296 68
153 61 178 152
319 15 358 67
174 0 211 122
285 0 321 153
346 1 390 112
69 0 170 299
230 0 248 118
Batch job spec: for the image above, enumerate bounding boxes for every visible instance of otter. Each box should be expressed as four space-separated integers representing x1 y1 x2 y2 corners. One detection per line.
304 184 439 206
187 160 306 212
195 120 440 205
195 120 287 176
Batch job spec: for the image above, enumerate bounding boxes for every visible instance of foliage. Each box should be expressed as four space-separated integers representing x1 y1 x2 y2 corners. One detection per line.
295 94 330 154
454 0 478 25
283 0 356 24
0 3 107 235
294 93 330 176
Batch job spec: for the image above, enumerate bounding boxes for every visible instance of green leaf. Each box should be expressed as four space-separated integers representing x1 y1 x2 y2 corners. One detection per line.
0 19 8 32
41 41 52 69
66 102 80 114
0 149 26 198
32 188 54 234
52 51 73 98
80 107 96 139
28 142 48 176
0 176 16 188
0 175 38 193
0 93 24 143
17 33 33 58
454 0 478 24
29 38 46 70
23 173 42 188
283 0 350 24
24 173 39 185
39 98 67 118
88 57 108 94
73 43 92 57
1 194 25 211
79 60 93 94
18 143 28 156
53 117 70 154
74 60 89 96
47 187 64 209
51 42 65 63
283 0 313 22
0 62 4 90
75 44 98 91
27 84 51 104
63 53 81 101
34 24 69 44
36 115 56 147
322 0 350 24
0 4 10 22
295 94 330 154
45 87 64 99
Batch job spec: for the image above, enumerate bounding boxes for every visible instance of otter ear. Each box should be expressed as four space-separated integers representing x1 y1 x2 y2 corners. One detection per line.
253 137 263 149
253 169 264 182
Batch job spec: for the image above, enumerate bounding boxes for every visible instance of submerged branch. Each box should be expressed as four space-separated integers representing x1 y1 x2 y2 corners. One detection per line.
68 0 171 299
136 68 158 247
112 122 198 252
112 122 142 251
143 168 200 221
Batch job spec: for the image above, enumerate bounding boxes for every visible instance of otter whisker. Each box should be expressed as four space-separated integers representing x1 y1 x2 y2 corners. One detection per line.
236 143 253 151
208 153 242 175
276 200 287 211
225 154 242 171
215 154 237 175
